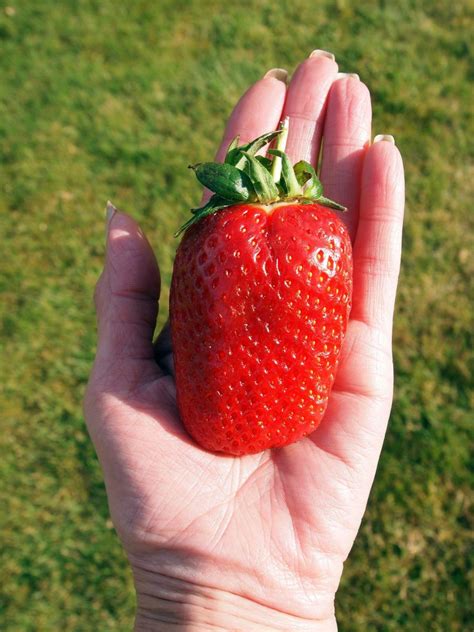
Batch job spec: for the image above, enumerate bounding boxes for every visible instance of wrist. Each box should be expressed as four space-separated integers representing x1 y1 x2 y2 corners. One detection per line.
133 565 337 631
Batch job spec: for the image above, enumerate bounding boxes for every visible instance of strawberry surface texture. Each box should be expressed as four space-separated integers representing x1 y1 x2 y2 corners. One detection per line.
170 123 352 455
171 202 352 455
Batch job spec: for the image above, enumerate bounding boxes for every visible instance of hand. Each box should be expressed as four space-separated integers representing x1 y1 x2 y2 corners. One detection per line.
84 50 404 631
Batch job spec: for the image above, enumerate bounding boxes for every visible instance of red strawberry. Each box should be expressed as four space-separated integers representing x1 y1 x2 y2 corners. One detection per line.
170 120 352 456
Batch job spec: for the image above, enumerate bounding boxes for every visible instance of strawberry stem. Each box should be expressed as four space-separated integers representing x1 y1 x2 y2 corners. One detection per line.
271 117 289 183
178 121 347 236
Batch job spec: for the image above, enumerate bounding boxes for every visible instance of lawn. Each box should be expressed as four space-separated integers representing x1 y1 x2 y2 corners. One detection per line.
0 1 472 629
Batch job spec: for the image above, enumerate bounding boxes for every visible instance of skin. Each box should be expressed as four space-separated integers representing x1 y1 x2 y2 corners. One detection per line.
84 52 405 630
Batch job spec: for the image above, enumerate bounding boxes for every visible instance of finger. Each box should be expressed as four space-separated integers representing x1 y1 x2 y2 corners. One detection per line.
214 68 288 163
320 76 372 240
200 70 287 204
282 50 339 165
94 204 161 379
350 136 405 335
309 138 404 470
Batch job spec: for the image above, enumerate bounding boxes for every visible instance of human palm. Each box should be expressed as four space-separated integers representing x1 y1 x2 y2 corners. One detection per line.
85 52 404 630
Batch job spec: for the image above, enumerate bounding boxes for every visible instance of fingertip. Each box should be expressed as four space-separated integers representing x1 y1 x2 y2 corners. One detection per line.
107 210 142 243
341 75 370 103
352 135 406 332
262 67 289 84
106 212 151 264
362 139 405 209
103 209 160 298
369 135 400 157
215 75 286 162
235 73 287 115
373 134 395 145
283 54 339 165
306 49 338 69
290 53 338 93
253 72 288 103
288 52 338 94
320 75 372 240
324 77 372 139
335 72 360 81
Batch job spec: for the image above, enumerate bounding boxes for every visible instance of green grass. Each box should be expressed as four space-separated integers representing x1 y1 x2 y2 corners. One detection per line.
0 1 472 629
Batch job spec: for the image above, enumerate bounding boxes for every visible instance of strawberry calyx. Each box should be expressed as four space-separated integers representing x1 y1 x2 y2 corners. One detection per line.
176 118 346 236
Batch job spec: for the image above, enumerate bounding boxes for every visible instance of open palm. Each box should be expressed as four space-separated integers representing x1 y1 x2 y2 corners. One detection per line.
85 52 404 630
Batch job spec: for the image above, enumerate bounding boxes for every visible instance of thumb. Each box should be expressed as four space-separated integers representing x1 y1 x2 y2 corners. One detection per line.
93 202 161 379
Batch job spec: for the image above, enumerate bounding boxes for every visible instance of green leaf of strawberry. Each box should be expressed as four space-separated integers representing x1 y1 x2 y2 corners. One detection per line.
190 162 255 203
178 118 346 236
240 151 280 203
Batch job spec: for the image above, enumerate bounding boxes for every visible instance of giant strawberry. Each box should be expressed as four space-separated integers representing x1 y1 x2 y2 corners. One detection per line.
170 120 352 456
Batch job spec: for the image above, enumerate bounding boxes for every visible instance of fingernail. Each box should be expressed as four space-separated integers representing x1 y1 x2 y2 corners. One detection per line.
105 200 117 234
336 72 360 80
309 49 335 61
263 68 288 83
373 134 395 145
